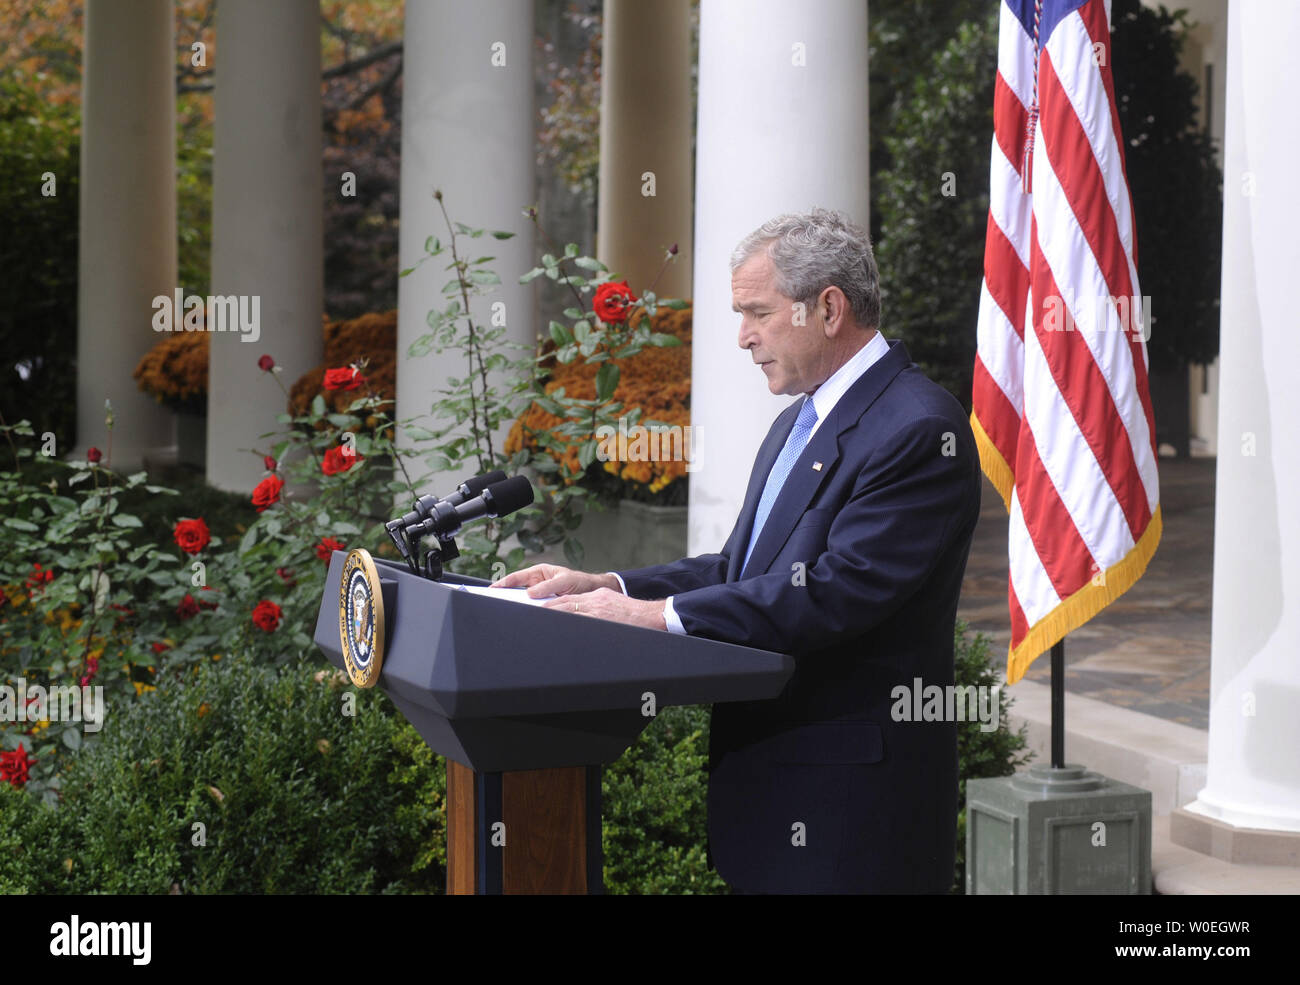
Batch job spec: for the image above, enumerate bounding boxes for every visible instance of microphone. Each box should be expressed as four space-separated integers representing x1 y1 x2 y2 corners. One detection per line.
386 470 508 557
404 475 535 541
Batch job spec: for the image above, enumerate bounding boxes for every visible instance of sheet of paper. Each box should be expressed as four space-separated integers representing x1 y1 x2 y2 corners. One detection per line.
456 584 556 607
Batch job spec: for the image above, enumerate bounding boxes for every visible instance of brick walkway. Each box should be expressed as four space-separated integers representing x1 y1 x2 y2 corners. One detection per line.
957 458 1215 730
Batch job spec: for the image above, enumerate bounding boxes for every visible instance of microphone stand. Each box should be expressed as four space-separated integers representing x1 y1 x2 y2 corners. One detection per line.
384 514 460 581
420 533 459 582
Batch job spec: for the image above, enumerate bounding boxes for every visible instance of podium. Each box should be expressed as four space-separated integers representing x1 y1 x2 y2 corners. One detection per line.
314 552 793 894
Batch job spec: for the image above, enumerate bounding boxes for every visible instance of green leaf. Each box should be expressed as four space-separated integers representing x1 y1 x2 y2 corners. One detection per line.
4 517 38 531
532 396 564 416
595 363 620 402
491 230 515 240
574 256 605 271
660 297 690 310
563 537 585 568
311 394 327 418
239 525 258 554
62 728 82 751
549 321 573 346
649 333 682 347
110 514 143 528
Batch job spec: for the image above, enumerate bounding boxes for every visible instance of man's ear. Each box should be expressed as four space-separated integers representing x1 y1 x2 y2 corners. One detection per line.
819 286 849 338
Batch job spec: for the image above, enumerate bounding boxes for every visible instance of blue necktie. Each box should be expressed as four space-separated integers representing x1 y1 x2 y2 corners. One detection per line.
741 397 819 574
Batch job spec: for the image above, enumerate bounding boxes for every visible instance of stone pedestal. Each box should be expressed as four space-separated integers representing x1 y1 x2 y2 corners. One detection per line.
967 764 1152 894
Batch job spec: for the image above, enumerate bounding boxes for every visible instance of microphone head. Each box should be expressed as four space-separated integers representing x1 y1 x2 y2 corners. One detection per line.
483 475 535 517
462 469 508 498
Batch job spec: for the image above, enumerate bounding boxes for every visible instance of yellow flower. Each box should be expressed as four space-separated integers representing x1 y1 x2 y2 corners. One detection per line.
132 682 157 697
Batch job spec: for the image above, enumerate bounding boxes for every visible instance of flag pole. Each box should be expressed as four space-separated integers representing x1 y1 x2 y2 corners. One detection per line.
1050 638 1065 768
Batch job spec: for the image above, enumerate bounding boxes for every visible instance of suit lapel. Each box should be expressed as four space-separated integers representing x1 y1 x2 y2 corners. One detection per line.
739 339 913 579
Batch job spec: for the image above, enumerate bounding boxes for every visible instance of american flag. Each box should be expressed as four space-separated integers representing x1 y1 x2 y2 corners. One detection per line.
972 0 1161 684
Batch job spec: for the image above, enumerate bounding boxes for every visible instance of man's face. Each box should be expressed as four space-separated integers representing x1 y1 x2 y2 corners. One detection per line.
732 253 832 396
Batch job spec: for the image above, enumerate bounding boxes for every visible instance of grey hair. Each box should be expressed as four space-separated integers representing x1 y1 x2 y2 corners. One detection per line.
729 207 881 329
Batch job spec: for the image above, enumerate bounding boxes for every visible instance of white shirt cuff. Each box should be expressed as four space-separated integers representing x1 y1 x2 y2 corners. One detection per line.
611 572 683 634
662 596 687 635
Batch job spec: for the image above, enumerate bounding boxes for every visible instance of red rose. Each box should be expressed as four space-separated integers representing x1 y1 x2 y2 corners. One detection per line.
316 537 346 564
251 475 285 512
177 593 201 620
323 367 365 391
150 642 170 655
25 563 54 595
0 746 32 788
321 445 362 477
87 447 103 463
593 281 637 324
252 600 282 633
264 455 277 472
257 354 275 371
173 517 211 555
276 566 297 586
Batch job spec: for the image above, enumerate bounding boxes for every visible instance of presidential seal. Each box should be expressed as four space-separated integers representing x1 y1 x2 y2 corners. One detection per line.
338 548 386 688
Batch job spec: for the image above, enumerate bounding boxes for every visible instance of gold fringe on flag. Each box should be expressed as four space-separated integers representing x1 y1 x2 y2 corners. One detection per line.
1005 506 1163 684
970 410 1014 512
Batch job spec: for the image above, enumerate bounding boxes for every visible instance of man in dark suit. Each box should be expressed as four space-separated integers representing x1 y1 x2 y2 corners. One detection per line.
495 208 982 893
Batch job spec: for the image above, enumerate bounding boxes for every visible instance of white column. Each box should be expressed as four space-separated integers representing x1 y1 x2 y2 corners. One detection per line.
207 0 323 492
396 0 535 487
689 0 870 555
76 0 176 467
1183 0 1300 833
597 0 694 298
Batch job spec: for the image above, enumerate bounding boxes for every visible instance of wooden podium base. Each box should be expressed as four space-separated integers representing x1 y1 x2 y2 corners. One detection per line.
446 760 603 894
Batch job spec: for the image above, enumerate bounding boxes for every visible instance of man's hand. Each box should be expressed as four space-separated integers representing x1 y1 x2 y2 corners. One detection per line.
541 587 667 630
490 563 620 598
491 564 668 630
